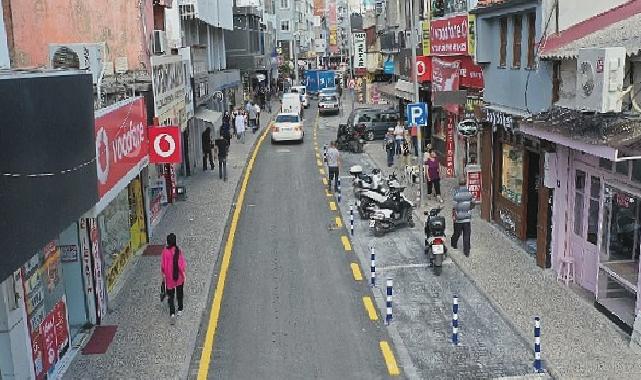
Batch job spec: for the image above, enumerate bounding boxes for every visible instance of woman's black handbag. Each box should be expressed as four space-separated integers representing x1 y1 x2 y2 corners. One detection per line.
160 280 166 302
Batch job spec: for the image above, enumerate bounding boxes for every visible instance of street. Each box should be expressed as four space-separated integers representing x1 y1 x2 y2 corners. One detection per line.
196 105 398 379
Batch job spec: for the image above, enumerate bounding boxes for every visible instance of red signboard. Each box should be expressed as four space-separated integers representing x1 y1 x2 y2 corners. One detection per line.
430 15 469 56
446 116 455 178
439 56 484 88
416 56 432 82
95 98 149 199
467 170 482 202
148 126 182 164
432 57 460 92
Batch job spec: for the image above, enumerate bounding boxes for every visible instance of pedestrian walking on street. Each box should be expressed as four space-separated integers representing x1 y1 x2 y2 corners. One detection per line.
235 111 246 143
402 131 412 167
201 127 214 171
161 233 186 325
246 101 258 134
394 122 404 156
384 128 395 167
254 103 261 130
326 141 341 192
214 133 229 181
221 112 232 146
265 89 272 113
451 177 474 257
409 123 419 157
426 149 443 203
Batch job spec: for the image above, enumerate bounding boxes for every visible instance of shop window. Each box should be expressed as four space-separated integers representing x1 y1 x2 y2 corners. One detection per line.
499 18 508 68
574 170 586 236
512 14 522 68
604 186 641 262
633 160 641 184
501 144 524 204
616 160 629 176
526 12 537 69
587 176 601 245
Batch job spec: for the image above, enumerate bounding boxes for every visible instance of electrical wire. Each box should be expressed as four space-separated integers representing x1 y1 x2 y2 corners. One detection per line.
1 158 97 178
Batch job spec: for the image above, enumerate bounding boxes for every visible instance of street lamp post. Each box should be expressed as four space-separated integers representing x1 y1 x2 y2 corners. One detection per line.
408 0 425 208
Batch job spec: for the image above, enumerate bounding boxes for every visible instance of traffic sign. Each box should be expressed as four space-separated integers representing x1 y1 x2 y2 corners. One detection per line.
148 126 182 164
406 103 429 126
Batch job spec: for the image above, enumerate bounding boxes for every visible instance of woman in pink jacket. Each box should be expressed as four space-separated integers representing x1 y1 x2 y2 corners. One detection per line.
161 233 186 324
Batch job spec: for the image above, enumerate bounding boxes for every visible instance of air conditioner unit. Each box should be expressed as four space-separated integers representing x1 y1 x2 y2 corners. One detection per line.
48 42 106 83
575 47 626 113
152 30 168 55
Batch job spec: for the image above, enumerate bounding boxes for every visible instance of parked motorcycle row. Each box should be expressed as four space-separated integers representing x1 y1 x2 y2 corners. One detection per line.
349 165 448 276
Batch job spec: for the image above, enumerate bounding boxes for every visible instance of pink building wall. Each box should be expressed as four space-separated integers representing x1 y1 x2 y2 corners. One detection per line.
8 0 154 71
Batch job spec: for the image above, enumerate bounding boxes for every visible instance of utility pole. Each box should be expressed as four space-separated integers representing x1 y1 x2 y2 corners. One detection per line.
409 0 425 208
293 32 299 83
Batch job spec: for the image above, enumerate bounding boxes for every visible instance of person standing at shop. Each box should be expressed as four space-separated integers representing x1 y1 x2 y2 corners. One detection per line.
451 177 474 257
394 122 405 156
214 132 229 181
201 127 214 171
425 149 443 203
384 128 395 167
161 233 186 325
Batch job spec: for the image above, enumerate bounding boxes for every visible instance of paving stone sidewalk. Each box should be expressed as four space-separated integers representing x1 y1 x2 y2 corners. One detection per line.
63 106 276 379
362 142 641 380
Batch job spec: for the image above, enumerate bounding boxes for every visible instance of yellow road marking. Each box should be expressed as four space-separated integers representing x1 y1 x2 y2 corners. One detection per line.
196 124 270 379
335 217 343 228
351 263 363 281
316 153 321 159
326 191 333 197
322 178 328 185
341 235 352 251
329 201 337 211
379 341 401 376
317 159 323 167
363 297 378 320
319 168 326 175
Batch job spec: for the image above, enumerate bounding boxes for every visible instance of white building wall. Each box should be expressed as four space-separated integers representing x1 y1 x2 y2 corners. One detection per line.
543 0 628 33
0 276 35 379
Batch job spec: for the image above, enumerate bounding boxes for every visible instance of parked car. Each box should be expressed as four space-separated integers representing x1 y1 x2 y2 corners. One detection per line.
320 87 339 97
347 108 399 141
271 113 304 143
318 94 340 116
281 92 303 118
290 86 309 108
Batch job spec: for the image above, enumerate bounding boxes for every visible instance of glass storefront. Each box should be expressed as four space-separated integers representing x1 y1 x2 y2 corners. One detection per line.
501 144 524 204
99 177 147 293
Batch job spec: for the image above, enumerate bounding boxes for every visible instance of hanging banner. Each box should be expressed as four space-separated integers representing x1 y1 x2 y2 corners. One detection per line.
95 97 149 200
353 32 366 69
446 116 456 178
430 15 469 56
439 56 484 89
432 57 460 92
422 20 431 56
384 60 394 74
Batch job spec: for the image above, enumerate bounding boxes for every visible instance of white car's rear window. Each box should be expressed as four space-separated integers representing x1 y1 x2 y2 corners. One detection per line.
275 114 300 123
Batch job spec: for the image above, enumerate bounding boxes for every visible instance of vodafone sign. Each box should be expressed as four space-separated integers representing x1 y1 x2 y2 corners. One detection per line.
95 98 149 199
148 126 182 164
416 56 432 82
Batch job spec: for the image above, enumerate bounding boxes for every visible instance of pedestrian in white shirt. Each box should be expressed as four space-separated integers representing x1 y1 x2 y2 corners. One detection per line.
235 111 246 143
254 103 261 130
394 122 405 156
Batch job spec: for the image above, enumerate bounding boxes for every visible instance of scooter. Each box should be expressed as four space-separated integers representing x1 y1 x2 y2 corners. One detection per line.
357 174 401 219
369 185 415 237
350 166 382 198
424 208 447 276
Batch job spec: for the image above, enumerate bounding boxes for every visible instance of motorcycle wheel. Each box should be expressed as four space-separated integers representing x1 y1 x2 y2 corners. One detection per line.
433 255 443 276
433 265 442 276
373 222 386 237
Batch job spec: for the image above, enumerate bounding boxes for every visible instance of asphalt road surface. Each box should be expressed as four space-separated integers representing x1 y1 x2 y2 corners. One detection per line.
203 103 398 379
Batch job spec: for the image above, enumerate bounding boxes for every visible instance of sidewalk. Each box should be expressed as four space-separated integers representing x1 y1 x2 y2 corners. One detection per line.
362 143 641 379
63 106 276 379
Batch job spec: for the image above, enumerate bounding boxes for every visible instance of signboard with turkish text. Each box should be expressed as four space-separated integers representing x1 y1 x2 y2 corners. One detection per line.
438 56 483 88
430 15 469 56
95 97 149 200
432 57 461 114
148 126 183 164
467 169 482 202
446 116 456 178
151 55 186 119
422 20 431 56
353 33 366 69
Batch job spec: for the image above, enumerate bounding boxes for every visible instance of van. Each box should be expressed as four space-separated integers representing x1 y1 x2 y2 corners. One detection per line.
281 92 303 118
290 86 309 108
347 108 399 141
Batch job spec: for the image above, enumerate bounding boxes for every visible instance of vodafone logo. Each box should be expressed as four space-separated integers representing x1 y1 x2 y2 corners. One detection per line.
417 60 427 76
95 127 110 185
153 133 177 158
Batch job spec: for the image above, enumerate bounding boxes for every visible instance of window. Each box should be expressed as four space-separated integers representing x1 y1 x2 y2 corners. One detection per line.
527 12 537 69
499 17 508 67
512 15 522 68
280 0 289 8
501 144 524 204
587 176 601 244
574 170 586 236
599 158 613 170
616 160 630 176
281 21 289 31
275 114 299 123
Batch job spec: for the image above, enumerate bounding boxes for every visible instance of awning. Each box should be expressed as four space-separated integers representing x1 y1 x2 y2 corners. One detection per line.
194 108 222 128
378 81 415 102
520 123 619 161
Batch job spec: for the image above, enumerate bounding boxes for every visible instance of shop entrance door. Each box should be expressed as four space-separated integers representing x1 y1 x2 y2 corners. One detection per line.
525 151 540 255
569 168 601 293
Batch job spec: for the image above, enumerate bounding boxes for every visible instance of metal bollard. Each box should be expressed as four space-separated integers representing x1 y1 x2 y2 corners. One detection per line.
350 205 354 235
452 295 459 345
534 317 542 373
386 278 393 325
416 189 420 205
323 144 327 162
337 177 342 202
370 246 376 287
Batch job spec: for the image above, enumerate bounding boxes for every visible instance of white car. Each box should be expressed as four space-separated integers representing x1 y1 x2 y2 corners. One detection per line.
271 113 304 143
290 86 309 108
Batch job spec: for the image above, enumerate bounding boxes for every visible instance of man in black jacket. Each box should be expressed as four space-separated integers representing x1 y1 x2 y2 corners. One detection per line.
202 127 214 171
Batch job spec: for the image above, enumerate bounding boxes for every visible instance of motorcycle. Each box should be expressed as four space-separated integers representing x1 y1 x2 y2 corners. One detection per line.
369 184 415 236
350 166 382 198
337 123 366 153
356 173 401 219
424 208 447 276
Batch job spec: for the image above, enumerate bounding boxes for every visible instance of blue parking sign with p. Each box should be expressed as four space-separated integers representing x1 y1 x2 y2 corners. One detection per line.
406 103 429 126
